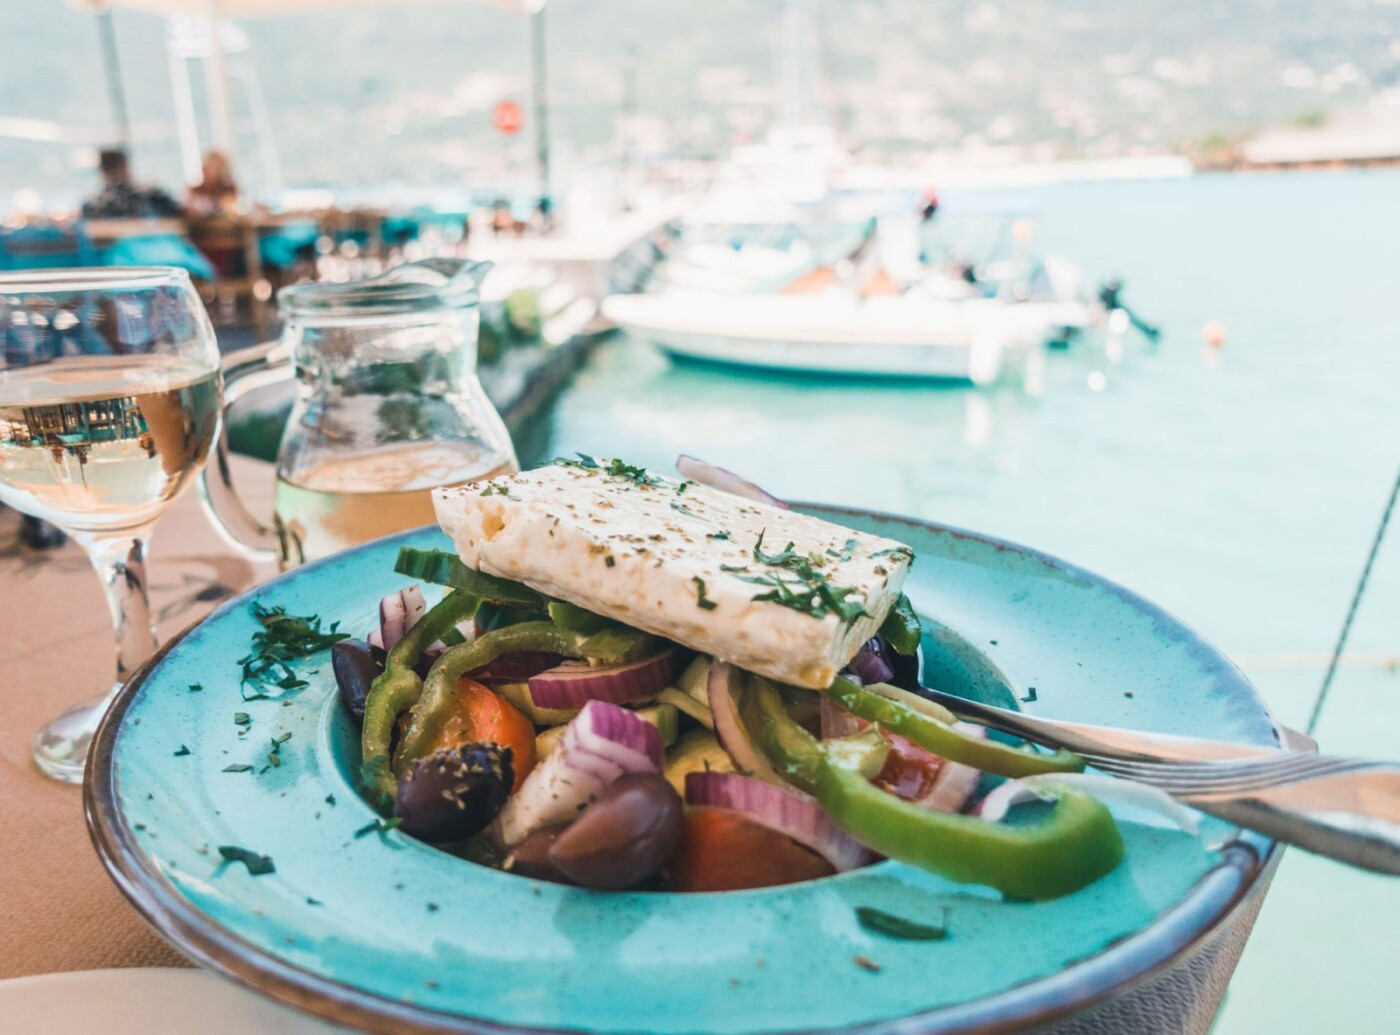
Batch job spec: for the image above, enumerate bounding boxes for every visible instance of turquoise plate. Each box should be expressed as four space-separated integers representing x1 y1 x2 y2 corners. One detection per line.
86 508 1282 1034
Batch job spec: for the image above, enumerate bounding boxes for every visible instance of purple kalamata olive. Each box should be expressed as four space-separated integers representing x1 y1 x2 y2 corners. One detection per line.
394 744 513 842
547 773 683 890
332 639 384 722
505 825 574 885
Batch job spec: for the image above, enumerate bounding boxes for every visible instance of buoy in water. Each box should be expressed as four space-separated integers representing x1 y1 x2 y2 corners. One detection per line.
1204 320 1227 349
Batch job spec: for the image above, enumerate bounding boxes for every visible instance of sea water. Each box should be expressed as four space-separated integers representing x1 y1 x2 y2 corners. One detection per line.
524 169 1400 1033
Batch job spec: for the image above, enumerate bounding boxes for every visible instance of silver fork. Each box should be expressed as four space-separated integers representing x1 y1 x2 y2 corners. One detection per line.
918 684 1289 762
920 687 1400 875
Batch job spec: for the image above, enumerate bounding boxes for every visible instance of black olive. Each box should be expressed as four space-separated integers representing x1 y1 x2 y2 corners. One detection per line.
505 825 574 884
332 640 383 722
394 743 513 843
547 773 683 890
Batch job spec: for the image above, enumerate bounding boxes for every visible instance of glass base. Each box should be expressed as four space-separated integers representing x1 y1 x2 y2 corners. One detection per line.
33 687 119 784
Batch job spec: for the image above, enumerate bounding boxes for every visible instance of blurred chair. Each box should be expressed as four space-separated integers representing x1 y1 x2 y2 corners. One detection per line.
186 215 269 334
319 207 384 257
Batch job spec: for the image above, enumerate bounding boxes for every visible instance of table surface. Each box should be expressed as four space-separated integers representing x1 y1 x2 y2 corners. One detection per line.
0 456 276 978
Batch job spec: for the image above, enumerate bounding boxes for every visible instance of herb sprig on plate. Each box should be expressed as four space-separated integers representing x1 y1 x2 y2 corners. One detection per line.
238 603 349 699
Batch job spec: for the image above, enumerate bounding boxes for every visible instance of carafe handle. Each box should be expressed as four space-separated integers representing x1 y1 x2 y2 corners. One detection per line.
197 340 294 564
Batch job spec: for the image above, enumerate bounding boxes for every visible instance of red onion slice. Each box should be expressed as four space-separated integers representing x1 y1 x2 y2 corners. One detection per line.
675 455 788 510
707 661 782 784
375 585 427 652
528 651 676 709
846 639 895 685
819 694 865 740
496 700 663 846
685 772 873 872
977 773 1199 833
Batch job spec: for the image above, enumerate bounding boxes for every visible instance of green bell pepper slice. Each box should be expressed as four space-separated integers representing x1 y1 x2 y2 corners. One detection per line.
744 675 1124 901
822 676 1083 777
360 588 482 802
392 621 657 780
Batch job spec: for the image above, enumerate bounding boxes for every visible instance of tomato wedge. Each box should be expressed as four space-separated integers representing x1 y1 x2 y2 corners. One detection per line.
667 807 835 892
422 678 537 792
872 730 946 802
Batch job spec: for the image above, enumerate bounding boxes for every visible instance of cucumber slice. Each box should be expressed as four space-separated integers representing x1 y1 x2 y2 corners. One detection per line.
655 687 714 729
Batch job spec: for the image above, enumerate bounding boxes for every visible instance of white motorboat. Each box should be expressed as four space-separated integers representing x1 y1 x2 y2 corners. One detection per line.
601 292 1051 383
650 218 876 295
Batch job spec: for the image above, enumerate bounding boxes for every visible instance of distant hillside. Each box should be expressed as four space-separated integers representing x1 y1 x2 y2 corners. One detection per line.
2 0 1397 203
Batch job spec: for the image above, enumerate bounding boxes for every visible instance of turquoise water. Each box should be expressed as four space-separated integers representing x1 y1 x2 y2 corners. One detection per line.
522 170 1400 1032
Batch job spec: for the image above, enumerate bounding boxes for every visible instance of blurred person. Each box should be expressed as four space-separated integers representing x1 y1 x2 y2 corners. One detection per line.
185 150 240 217
535 194 554 233
491 199 517 237
919 188 940 223
81 148 182 220
916 187 939 263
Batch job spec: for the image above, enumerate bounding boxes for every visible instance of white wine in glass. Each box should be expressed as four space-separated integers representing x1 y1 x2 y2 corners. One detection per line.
0 269 222 782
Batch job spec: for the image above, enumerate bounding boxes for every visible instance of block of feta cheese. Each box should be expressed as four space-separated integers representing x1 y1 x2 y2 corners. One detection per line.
432 459 914 689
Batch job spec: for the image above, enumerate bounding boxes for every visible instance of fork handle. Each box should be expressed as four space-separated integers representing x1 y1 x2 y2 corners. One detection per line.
1187 764 1400 875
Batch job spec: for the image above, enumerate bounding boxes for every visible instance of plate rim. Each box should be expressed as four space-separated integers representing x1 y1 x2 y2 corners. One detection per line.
85 509 1283 1035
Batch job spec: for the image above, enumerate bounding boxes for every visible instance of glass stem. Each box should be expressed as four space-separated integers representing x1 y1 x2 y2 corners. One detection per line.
74 525 160 689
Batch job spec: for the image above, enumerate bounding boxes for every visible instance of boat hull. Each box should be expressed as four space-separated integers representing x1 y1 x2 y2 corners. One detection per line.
603 293 1041 382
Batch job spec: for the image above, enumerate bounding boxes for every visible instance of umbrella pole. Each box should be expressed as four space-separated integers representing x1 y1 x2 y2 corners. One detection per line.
95 7 132 150
167 29 203 186
529 7 550 219
204 1 235 153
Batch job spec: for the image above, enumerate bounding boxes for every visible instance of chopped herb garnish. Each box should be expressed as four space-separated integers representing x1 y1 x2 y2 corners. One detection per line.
677 480 695 494
306 896 323 906
1020 687 1038 704
222 763 254 773
355 817 403 839
604 555 616 568
707 530 732 541
826 539 859 562
719 563 748 573
554 454 659 485
693 576 718 611
217 845 275 876
267 732 293 767
238 603 348 699
173 744 191 757
325 794 337 806
745 530 868 622
605 458 660 486
234 712 251 726
856 906 949 941
480 485 519 500
869 545 915 562
670 501 699 518
187 682 203 693
552 452 601 471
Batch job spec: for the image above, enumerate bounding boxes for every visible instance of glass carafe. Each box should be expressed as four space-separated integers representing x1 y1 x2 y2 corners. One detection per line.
201 259 517 568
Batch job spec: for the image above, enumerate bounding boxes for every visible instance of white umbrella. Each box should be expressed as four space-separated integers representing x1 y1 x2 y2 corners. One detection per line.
73 0 547 194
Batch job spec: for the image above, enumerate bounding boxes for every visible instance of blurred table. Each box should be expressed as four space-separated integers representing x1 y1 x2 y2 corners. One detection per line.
0 456 277 979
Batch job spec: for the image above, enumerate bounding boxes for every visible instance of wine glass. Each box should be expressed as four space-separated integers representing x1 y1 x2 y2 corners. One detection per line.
0 268 222 782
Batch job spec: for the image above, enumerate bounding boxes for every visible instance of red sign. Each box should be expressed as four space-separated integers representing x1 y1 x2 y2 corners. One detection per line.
494 100 524 135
